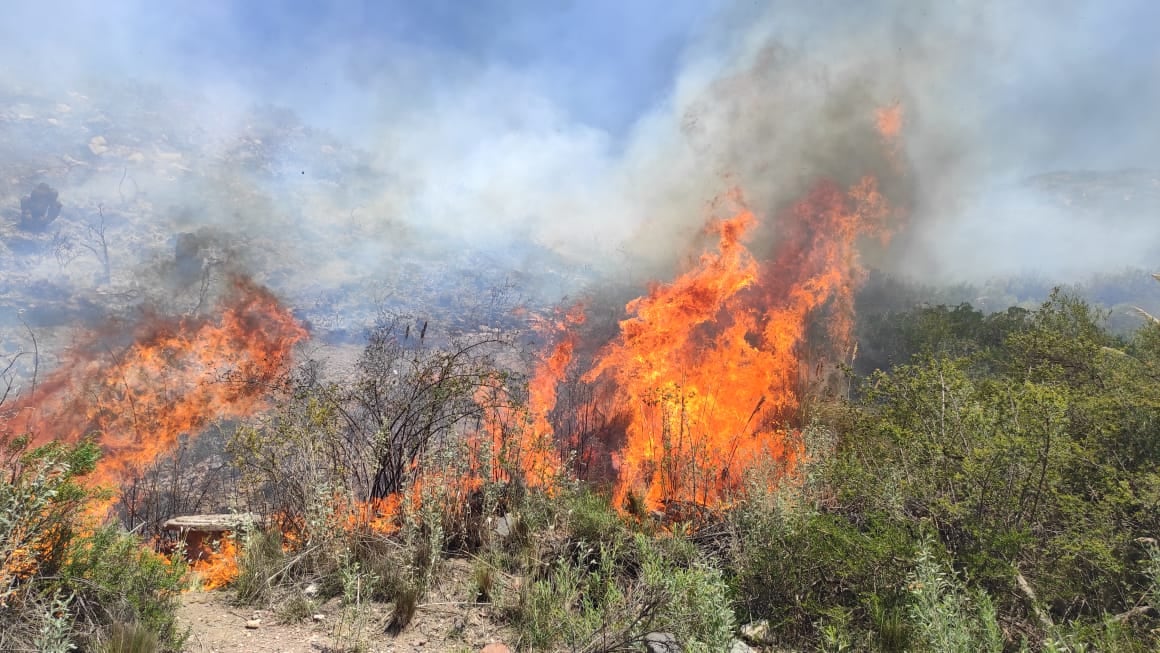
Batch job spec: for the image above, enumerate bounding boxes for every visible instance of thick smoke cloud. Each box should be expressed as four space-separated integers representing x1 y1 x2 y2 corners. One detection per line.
0 0 1156 305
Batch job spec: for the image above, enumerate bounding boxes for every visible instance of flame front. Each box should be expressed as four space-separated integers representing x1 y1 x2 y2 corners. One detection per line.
554 177 893 512
3 275 308 496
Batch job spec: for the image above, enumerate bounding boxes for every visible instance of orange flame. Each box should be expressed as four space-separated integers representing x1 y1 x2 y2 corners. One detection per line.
541 176 893 513
875 101 905 170
341 494 401 536
2 275 308 500
875 101 903 141
462 304 588 492
192 535 239 591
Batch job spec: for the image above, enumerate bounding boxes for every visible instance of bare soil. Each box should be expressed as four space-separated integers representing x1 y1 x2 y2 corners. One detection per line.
179 559 515 653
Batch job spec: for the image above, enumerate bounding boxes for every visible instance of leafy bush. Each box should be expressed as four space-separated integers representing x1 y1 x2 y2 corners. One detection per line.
905 538 1003 653
60 525 188 647
0 437 187 652
726 498 916 649
505 493 732 652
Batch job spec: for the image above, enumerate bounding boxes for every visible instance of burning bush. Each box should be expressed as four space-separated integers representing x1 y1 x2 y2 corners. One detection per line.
0 436 187 652
525 179 894 516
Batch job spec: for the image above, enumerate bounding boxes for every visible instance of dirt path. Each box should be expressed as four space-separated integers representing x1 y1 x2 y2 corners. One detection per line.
178 560 515 653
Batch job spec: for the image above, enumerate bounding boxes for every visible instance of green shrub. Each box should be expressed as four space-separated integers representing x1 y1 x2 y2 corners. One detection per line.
727 501 916 648
507 509 732 653
905 538 1003 653
0 438 187 652
61 525 188 649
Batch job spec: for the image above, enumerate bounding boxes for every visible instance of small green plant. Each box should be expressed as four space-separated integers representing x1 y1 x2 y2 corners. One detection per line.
389 580 421 634
33 590 76 653
276 593 317 624
232 528 286 606
818 607 854 653
98 622 159 653
905 538 1003 653
472 560 496 602
331 550 380 653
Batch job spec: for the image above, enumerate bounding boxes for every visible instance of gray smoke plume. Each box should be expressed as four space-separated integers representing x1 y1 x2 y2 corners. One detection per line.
0 0 1155 325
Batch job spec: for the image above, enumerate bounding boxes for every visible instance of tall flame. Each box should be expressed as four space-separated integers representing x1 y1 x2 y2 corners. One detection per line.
2 275 307 495
544 176 894 513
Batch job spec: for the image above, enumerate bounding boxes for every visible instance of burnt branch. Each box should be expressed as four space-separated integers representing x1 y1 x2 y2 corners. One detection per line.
77 204 112 285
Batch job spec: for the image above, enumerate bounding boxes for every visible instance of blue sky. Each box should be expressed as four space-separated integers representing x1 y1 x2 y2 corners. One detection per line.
197 0 713 134
1 0 715 138
3 0 1157 170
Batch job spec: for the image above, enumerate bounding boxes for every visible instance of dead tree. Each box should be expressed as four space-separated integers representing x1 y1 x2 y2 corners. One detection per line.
340 319 512 499
77 204 112 285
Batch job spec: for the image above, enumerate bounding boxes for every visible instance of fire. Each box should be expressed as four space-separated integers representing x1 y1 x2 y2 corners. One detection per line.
875 101 903 141
2 275 307 499
875 101 905 170
192 535 239 591
462 304 587 491
541 177 893 513
343 495 402 536
521 304 587 485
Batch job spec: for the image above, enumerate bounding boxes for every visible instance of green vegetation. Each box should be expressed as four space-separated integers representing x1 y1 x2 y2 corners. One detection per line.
768 289 1160 650
0 437 188 652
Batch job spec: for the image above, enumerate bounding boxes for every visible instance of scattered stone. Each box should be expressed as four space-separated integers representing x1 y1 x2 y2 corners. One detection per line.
311 613 325 623
739 619 772 644
244 619 260 629
18 183 62 231
729 639 756 653
493 514 512 539
303 583 319 597
88 135 108 155
480 644 511 653
644 631 681 652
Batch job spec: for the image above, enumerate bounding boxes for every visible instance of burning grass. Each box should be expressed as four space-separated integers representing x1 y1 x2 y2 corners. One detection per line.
2 274 307 502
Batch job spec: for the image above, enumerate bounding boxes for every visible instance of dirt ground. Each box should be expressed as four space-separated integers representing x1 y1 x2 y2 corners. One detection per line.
178 559 515 653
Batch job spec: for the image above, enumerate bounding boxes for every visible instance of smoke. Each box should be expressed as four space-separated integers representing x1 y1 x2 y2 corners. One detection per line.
0 0 1156 316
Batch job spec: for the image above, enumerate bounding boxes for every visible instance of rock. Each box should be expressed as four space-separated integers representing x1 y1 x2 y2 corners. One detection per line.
311 613 325 623
729 639 756 653
88 135 109 155
493 514 512 539
303 583 319 598
643 631 681 652
480 644 511 653
739 620 772 644
244 619 260 629
88 135 108 155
